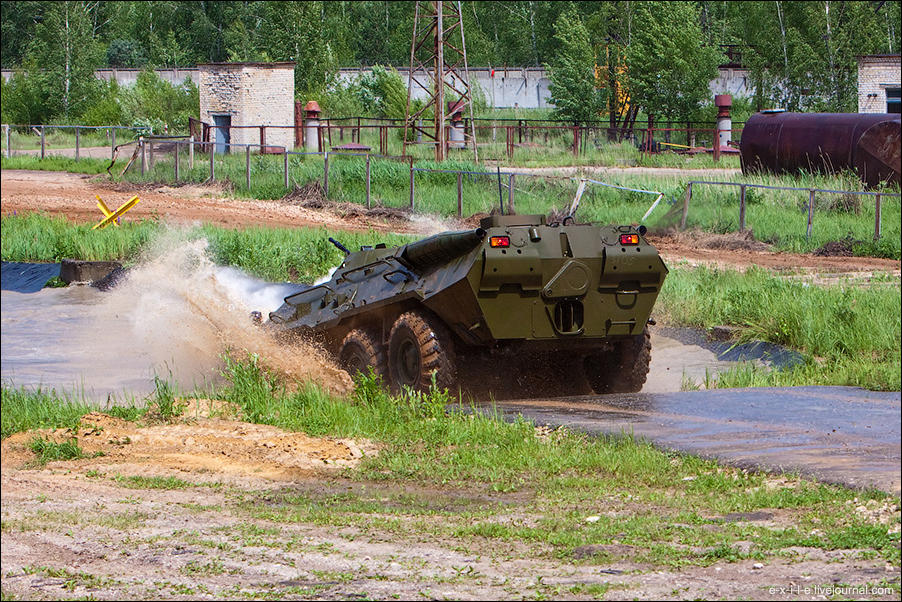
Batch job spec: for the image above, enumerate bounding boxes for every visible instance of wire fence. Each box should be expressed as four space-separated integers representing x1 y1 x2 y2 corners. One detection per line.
2 116 743 165
117 137 897 250
3 122 897 252
2 124 150 160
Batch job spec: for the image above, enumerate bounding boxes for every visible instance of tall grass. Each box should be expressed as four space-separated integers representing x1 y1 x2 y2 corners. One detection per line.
658 267 902 390
0 212 158 263
4 148 898 257
1 213 410 283
1 386 94 439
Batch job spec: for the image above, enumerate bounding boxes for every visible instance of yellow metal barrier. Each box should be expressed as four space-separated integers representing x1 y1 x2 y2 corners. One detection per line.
93 195 140 230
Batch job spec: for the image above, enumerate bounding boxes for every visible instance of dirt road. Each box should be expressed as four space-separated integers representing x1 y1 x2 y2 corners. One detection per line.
2 411 899 601
2 169 899 276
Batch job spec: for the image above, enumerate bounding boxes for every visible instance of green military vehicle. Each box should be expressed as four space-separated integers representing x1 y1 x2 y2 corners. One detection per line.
267 214 668 397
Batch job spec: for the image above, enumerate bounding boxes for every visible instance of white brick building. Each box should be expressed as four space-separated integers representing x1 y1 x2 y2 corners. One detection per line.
198 62 295 152
857 55 901 114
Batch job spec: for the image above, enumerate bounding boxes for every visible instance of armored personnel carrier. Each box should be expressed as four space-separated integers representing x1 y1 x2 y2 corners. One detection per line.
267 214 668 397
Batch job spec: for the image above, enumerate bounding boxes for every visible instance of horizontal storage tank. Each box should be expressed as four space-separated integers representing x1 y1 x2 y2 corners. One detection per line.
740 111 900 187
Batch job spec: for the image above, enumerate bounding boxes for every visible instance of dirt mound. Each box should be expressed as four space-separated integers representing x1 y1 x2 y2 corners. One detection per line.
813 236 861 257
1 410 378 481
281 185 412 224
649 227 773 252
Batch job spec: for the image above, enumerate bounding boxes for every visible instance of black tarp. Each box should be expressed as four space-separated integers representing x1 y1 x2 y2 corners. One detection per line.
1 262 61 293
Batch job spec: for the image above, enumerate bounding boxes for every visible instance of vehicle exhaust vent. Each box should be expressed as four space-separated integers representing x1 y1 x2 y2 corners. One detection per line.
554 300 584 333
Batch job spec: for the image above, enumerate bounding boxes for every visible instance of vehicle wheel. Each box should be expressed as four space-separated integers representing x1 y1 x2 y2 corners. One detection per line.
583 328 651 394
388 310 456 392
338 328 387 381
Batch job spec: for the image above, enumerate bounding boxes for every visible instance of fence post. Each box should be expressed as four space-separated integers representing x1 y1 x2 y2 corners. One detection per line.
679 182 693 230
140 137 146 175
209 143 214 180
259 126 265 154
508 173 515 213
713 128 720 163
75 126 80 161
739 184 747 231
409 157 415 210
189 136 194 169
148 138 155 170
806 189 815 240
456 171 463 217
111 128 116 160
572 126 579 157
323 152 329 197
174 142 180 181
874 193 882 241
5 124 10 158
245 145 251 189
284 151 289 189
365 154 371 209
40 125 45 159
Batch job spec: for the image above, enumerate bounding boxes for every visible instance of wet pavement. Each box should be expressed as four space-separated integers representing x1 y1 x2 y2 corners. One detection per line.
487 388 901 495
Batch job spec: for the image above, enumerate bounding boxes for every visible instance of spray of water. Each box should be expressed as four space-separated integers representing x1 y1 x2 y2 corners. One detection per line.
99 227 353 396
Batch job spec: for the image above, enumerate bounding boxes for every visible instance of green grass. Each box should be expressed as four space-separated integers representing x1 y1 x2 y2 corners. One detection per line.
1 213 412 283
3 213 898 390
26 436 87 465
4 146 898 257
2 360 899 569
0 155 111 174
1 386 95 439
657 266 902 390
0 211 158 263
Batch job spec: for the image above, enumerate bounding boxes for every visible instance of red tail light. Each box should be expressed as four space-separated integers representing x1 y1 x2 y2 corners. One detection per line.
490 236 510 248
620 234 640 245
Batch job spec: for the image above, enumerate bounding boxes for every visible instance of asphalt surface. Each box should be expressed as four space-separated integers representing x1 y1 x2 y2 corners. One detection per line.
486 387 901 495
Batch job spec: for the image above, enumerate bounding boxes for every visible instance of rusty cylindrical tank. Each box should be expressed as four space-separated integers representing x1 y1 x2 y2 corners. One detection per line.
740 112 901 187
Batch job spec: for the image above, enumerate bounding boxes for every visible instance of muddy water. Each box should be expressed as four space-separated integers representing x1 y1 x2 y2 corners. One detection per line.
2 285 751 401
1 238 352 401
491 388 901 495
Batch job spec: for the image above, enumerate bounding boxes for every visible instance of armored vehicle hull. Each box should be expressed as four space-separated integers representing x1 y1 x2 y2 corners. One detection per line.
268 214 668 396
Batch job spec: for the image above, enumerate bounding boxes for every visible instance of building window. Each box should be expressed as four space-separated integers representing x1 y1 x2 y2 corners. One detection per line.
887 88 901 114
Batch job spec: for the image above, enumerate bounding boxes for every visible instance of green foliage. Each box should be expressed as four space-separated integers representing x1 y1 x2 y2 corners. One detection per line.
27 436 87 465
546 9 605 124
106 38 148 68
625 1 722 123
659 266 902 391
118 70 199 133
1 212 158 263
22 1 104 121
355 65 411 119
1 386 93 439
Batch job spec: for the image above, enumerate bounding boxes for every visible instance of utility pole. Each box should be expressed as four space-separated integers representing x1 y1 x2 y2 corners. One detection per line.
403 1 479 162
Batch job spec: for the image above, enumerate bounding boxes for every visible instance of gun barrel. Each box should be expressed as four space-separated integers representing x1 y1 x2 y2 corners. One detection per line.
401 228 486 271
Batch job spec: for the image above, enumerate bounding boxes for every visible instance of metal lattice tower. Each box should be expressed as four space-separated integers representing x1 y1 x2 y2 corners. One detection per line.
402 1 478 162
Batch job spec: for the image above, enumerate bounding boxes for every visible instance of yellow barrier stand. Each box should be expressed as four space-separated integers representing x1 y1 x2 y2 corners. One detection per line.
93 195 140 230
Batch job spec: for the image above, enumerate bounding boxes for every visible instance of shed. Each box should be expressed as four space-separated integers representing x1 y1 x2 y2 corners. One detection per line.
857 55 901 114
198 62 295 153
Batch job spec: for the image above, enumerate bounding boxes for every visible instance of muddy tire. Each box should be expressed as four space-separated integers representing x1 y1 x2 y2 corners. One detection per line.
338 328 387 381
583 328 651 394
388 310 456 392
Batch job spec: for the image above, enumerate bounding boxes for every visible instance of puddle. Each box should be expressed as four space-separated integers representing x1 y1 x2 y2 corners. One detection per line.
1 237 351 402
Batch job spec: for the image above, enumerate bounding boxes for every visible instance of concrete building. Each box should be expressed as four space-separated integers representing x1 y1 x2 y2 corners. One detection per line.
197 62 295 153
857 55 901 114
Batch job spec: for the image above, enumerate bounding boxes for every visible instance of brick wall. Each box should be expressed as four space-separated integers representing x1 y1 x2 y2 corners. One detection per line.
857 55 901 113
198 63 295 150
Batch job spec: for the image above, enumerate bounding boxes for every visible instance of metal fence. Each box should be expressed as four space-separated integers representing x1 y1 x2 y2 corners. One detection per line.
680 180 898 241
2 124 150 160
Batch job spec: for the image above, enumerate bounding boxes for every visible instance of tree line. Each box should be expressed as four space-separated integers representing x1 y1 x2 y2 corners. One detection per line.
1 1 899 128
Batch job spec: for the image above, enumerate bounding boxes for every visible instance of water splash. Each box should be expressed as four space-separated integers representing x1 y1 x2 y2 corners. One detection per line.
96 228 353 396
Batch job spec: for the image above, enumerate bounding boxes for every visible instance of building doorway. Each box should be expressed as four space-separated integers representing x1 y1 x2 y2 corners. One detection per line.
212 114 232 154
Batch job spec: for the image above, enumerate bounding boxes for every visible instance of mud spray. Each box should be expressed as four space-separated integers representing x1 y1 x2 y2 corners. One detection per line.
94 227 353 397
